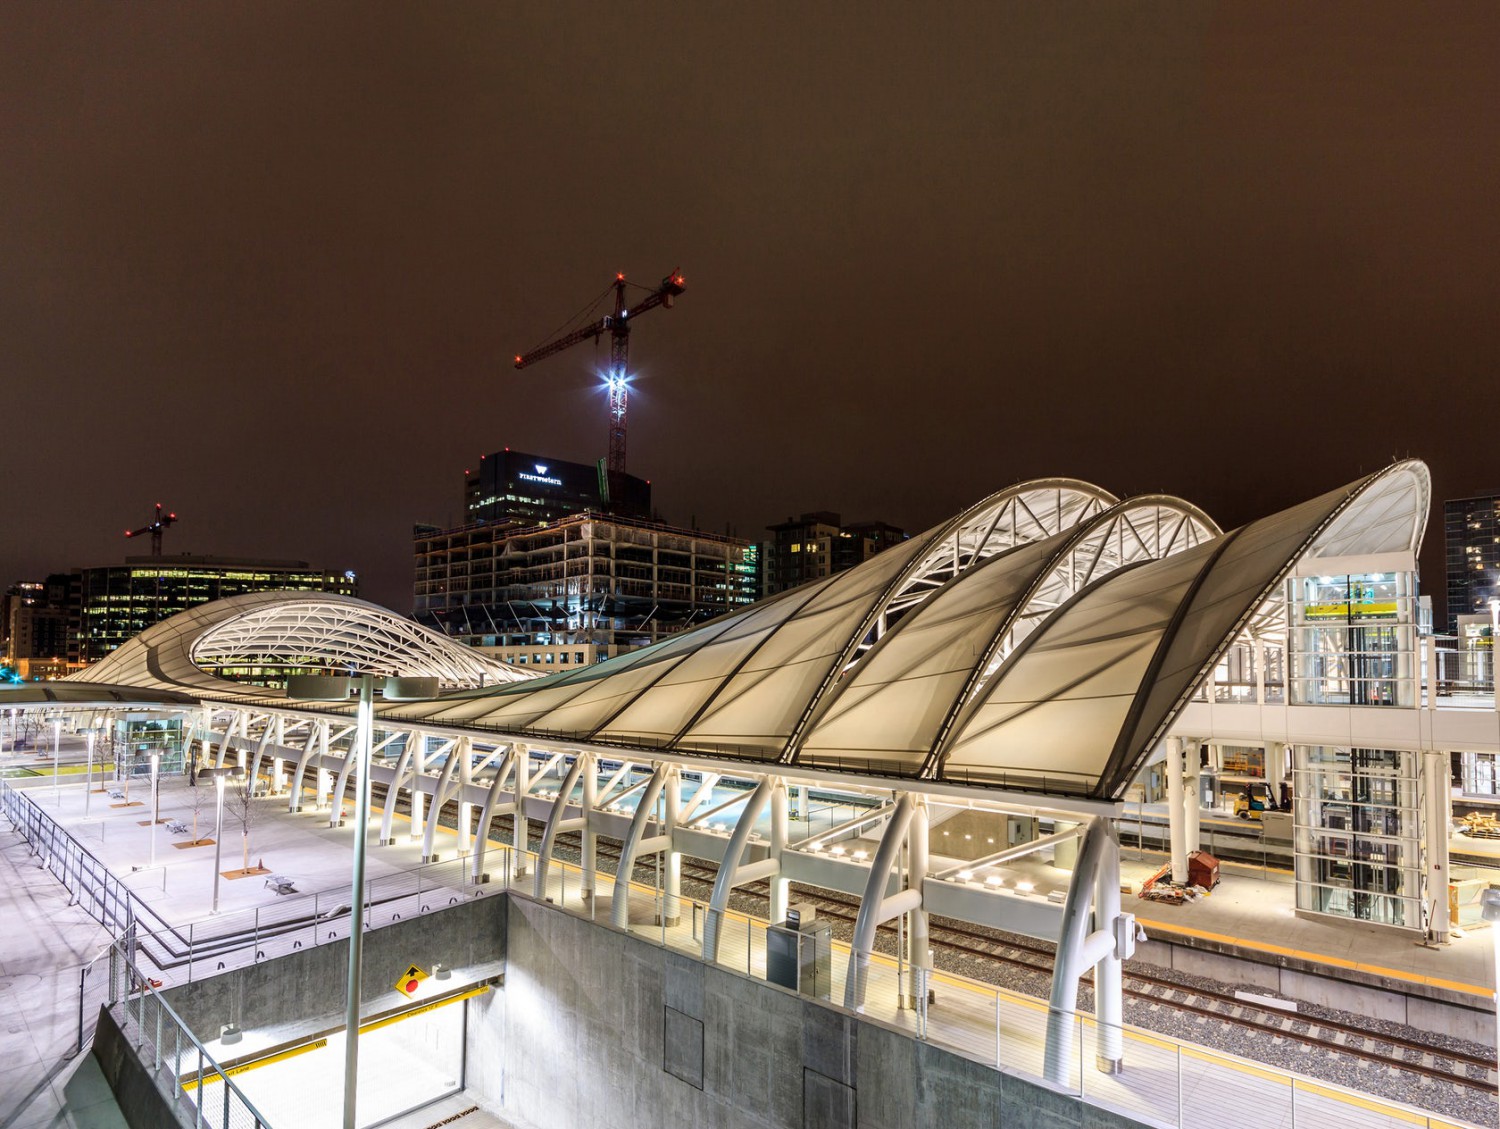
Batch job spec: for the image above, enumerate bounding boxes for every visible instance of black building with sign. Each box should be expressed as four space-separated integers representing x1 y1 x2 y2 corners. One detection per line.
465 448 651 526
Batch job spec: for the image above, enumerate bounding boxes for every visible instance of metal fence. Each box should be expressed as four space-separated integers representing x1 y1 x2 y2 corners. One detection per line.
107 935 273 1129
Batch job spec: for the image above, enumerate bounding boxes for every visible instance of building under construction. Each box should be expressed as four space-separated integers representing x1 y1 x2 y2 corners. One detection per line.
413 505 758 666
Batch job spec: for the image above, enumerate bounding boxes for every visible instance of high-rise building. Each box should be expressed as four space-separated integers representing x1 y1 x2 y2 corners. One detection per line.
762 512 908 596
75 556 357 665
1443 492 1500 634
416 449 755 664
2 579 74 679
465 448 651 526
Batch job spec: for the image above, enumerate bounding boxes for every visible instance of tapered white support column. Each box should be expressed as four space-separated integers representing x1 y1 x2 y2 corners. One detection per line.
768 781 789 926
1094 821 1123 1073
580 754 598 901
1166 737 1187 884
904 798 930 1009
1423 750 1453 943
663 769 682 927
512 743 530 875
1184 740 1201 855
409 734 426 841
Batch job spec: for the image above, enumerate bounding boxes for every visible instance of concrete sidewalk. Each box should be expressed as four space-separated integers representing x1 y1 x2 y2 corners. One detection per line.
0 824 125 1129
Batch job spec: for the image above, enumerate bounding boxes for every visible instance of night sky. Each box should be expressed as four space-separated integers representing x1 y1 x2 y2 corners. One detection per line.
3 5 1497 614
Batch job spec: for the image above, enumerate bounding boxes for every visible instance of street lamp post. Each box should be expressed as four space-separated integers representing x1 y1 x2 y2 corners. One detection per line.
149 752 160 868
286 673 438 1129
201 766 242 913
51 718 62 805
84 730 96 818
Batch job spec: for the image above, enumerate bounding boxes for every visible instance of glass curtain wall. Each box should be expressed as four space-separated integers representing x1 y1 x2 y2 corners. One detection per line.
1292 745 1423 928
1288 572 1417 707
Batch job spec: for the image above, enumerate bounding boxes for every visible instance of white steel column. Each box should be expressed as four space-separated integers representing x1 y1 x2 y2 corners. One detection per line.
469 747 516 884
1165 737 1187 884
420 739 462 862
1093 820 1124 1073
768 780 790 926
408 733 426 841
1043 816 1133 1085
535 753 589 901
663 768 682 927
511 742 530 874
378 738 415 845
703 778 776 964
611 764 670 930
1424 750 1453 943
845 793 918 1012
1184 740 1201 855
287 726 320 814
581 752 598 902
904 797 931 1009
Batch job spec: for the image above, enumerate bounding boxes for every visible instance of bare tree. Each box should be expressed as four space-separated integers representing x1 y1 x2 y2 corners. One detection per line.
186 765 214 844
224 774 266 871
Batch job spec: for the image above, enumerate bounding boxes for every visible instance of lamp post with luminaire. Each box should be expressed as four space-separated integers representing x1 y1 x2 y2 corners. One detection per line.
51 718 61 804
286 673 439 1129
200 765 243 913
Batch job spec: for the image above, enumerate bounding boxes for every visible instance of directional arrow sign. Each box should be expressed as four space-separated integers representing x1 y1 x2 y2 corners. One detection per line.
394 964 428 997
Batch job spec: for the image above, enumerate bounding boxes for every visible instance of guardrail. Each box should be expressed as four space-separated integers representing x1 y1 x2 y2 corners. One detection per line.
106 934 273 1129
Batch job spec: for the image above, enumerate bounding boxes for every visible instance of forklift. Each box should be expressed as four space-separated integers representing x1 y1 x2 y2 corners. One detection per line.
1234 781 1280 820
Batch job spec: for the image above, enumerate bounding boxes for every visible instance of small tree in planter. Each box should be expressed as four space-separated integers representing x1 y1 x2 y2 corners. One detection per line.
186 762 214 845
225 772 267 874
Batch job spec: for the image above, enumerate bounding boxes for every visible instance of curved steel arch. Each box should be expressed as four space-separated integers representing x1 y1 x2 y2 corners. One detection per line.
775 478 1117 762
70 590 531 697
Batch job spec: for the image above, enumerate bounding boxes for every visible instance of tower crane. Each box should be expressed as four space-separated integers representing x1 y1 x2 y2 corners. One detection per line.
124 504 178 557
514 270 685 503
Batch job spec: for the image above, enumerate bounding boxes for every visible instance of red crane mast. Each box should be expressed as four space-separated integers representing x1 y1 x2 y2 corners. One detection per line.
514 270 685 501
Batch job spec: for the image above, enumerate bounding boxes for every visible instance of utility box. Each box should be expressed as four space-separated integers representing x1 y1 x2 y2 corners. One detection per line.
1260 811 1293 843
1187 850 1220 890
767 903 832 1000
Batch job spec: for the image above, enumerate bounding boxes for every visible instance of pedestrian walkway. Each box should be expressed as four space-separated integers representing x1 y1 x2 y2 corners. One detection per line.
0 818 125 1128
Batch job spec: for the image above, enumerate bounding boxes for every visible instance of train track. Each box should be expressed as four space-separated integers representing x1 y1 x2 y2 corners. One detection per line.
583 838 1497 1096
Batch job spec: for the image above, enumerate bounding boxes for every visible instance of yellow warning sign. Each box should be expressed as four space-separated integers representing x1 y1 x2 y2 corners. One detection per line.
394 964 428 997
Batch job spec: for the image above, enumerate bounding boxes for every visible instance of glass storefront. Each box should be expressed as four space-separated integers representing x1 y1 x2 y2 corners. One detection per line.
1293 745 1422 929
1288 572 1417 707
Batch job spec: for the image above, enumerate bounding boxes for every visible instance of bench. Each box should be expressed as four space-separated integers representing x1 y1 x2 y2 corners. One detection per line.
166 820 189 835
108 789 125 800
264 875 297 895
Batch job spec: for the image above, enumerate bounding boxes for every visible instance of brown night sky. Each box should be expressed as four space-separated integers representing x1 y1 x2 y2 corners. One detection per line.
2 4 1497 612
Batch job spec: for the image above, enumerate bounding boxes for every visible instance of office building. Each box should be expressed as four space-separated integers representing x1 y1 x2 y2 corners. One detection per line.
1444 492 1500 634
75 556 357 665
762 512 907 596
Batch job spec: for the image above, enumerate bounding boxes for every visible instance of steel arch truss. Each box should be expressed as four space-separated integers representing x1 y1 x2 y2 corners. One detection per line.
188 599 523 690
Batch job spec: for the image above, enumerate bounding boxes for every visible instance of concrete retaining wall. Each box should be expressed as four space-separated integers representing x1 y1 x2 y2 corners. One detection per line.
473 894 1149 1129
161 892 507 1042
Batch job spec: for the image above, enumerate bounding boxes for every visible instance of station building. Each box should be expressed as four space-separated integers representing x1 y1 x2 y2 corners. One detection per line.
22 458 1500 1129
